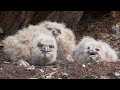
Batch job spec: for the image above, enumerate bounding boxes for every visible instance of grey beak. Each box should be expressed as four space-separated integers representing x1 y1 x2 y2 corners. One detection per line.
44 46 48 54
41 45 51 55
90 52 96 55
88 50 97 55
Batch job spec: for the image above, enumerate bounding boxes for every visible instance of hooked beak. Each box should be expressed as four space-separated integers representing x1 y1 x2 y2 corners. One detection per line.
43 46 48 55
88 51 98 55
41 45 51 55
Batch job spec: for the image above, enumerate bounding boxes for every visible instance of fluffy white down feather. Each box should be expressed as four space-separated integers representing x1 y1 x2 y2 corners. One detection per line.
73 36 118 64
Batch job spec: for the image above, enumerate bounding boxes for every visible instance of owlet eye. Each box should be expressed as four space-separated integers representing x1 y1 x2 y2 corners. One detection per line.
37 43 43 47
88 47 90 49
47 28 53 31
96 48 100 51
49 45 54 48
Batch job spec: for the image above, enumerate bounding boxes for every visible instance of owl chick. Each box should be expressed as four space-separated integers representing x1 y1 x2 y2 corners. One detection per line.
29 33 58 65
3 30 58 66
38 21 76 62
73 36 118 64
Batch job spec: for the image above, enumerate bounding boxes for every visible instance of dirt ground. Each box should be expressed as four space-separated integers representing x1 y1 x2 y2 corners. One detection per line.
0 11 120 79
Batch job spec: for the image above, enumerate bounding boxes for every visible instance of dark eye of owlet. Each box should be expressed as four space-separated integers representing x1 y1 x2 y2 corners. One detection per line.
55 28 61 34
96 48 100 51
47 28 53 31
88 47 90 49
37 43 43 47
49 45 54 48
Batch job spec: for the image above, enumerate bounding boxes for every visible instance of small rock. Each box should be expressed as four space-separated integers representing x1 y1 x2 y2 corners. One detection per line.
26 65 35 70
114 72 120 77
39 69 44 73
3 61 11 64
52 68 57 71
82 64 86 68
0 68 3 70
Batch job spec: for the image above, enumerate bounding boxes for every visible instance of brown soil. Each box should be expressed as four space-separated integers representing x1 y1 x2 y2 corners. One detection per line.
0 11 120 79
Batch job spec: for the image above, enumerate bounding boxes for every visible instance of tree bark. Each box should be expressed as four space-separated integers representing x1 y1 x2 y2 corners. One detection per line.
46 11 84 30
111 11 120 24
0 11 84 35
0 11 36 35
0 11 52 35
30 11 51 25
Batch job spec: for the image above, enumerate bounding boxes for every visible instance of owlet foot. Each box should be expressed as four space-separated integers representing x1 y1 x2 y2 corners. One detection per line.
17 60 31 67
66 55 74 62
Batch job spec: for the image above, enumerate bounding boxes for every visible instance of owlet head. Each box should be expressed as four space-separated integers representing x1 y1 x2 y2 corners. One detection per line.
84 41 102 56
32 33 57 57
37 42 55 56
44 24 61 37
